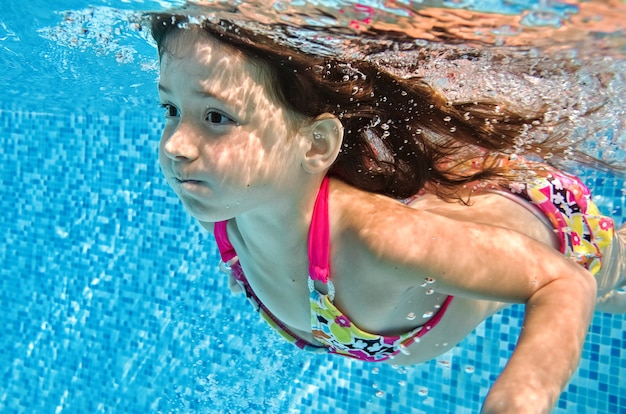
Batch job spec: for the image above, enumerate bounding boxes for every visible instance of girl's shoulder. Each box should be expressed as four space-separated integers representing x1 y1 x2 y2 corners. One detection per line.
327 174 558 269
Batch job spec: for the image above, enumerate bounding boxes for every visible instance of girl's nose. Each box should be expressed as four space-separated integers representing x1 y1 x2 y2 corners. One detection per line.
162 126 200 161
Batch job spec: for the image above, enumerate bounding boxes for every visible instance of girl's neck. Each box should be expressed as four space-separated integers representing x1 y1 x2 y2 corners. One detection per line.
231 176 324 258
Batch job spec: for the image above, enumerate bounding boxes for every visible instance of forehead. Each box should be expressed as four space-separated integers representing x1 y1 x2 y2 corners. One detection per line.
157 27 300 128
160 27 260 79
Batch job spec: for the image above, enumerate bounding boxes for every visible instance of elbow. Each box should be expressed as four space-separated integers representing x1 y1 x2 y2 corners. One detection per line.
566 269 598 319
576 268 598 312
527 265 598 318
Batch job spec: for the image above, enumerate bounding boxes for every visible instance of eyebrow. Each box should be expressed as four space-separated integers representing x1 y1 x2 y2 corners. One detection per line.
158 83 223 101
157 84 172 95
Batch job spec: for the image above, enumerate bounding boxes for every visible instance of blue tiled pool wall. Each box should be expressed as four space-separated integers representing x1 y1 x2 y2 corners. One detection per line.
1 103 625 413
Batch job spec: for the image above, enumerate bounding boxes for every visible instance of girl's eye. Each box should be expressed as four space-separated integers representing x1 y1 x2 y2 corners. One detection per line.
161 103 179 118
206 111 236 125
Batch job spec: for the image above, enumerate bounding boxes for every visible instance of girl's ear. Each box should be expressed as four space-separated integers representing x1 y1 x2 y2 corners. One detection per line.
300 113 344 174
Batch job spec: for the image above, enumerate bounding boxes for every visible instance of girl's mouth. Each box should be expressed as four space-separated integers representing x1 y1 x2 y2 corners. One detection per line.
174 177 206 190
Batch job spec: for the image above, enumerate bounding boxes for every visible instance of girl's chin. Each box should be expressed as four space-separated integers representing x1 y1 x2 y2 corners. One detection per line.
182 204 234 224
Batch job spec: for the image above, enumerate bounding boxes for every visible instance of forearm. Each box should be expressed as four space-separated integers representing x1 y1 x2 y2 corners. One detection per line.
482 273 597 414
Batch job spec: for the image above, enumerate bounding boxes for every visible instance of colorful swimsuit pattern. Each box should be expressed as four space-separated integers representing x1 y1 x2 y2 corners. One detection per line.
214 157 613 362
214 177 453 362
492 156 614 275
306 178 453 361
215 224 327 354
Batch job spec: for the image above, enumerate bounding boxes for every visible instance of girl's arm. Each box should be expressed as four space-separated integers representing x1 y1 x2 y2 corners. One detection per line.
480 266 595 413
336 184 596 414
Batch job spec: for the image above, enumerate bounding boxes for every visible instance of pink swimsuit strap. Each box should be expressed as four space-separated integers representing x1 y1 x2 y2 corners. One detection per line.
305 177 454 361
214 221 236 263
214 178 454 361
308 177 331 284
213 220 324 351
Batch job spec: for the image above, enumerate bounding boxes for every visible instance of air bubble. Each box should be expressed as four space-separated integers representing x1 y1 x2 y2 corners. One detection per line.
406 312 417 320
465 366 475 374
418 388 428 397
423 311 434 318
425 289 434 295
521 9 563 28
375 390 385 398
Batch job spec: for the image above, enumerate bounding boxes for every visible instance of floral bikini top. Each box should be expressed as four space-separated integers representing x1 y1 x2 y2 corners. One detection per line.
214 177 454 362
214 156 615 362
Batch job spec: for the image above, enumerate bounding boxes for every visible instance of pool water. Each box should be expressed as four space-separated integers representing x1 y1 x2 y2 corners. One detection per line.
1 1 625 413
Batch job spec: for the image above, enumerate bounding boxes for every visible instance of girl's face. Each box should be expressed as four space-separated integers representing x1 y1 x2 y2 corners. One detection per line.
157 28 308 223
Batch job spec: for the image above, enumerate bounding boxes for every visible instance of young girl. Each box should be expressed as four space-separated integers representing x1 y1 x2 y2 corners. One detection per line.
149 12 625 414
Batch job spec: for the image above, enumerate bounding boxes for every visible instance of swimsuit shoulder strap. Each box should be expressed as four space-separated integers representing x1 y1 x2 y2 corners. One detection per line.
308 177 331 284
214 221 237 263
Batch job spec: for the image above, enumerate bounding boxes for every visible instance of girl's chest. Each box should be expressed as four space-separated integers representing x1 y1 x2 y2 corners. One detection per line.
235 251 315 334
236 250 450 342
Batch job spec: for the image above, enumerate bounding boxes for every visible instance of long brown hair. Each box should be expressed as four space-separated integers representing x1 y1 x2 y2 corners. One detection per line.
150 13 614 200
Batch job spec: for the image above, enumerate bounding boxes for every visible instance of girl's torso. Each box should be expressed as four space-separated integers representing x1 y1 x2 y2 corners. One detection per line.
222 179 561 364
